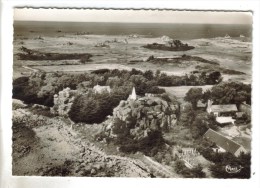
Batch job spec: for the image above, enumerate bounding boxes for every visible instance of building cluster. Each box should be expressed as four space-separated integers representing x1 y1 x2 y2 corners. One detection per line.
204 99 250 157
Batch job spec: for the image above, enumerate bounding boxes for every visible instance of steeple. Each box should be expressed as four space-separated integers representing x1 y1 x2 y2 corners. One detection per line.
129 87 137 100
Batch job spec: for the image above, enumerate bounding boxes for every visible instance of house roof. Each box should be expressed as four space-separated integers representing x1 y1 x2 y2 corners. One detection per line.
211 104 238 113
216 116 235 124
93 85 111 93
203 129 243 155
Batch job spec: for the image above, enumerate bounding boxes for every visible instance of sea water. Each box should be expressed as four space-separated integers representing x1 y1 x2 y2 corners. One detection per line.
14 21 252 40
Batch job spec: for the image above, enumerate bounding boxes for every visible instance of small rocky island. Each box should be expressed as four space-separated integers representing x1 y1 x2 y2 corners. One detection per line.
143 38 195 51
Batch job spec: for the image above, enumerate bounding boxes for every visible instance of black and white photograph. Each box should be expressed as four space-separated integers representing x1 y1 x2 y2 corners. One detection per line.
10 8 253 178
1 2 260 187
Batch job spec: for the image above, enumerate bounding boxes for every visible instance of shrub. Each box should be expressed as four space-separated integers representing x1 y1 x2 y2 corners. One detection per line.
174 160 205 178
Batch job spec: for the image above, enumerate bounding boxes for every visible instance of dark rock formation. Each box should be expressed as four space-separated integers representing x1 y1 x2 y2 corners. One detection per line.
143 42 194 51
109 96 178 141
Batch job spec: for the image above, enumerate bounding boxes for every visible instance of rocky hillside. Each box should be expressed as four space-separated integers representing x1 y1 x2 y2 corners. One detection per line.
12 103 152 177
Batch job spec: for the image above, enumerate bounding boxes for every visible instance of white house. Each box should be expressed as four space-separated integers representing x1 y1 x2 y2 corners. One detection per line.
207 100 237 125
207 100 238 117
93 85 111 94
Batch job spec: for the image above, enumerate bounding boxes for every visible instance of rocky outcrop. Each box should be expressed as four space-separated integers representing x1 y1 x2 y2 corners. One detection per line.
13 99 28 110
143 42 194 51
51 87 81 117
110 96 178 140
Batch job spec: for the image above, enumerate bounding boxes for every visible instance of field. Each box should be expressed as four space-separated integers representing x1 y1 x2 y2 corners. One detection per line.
13 34 252 84
160 85 213 102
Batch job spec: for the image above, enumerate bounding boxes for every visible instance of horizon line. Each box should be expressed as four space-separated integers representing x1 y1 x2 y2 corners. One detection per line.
13 20 252 25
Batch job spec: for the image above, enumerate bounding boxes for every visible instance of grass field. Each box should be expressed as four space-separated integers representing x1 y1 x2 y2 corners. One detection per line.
13 34 252 84
160 85 213 102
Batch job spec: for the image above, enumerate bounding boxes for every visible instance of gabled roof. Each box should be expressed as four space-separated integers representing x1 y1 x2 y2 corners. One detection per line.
210 104 238 113
203 129 243 155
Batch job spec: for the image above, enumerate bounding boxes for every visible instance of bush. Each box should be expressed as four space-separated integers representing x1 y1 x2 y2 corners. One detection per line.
69 86 131 124
118 130 165 156
68 93 101 124
112 119 165 156
174 160 205 178
208 152 251 179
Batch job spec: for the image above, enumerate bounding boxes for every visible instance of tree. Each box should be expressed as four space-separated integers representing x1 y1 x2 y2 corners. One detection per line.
209 152 251 179
157 73 172 86
191 113 219 139
210 82 251 105
202 89 212 103
68 94 100 123
191 164 206 178
173 40 183 48
155 70 161 78
207 71 222 84
143 70 154 80
184 88 203 109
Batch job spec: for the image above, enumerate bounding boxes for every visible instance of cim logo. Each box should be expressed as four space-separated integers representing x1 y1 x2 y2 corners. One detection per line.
225 165 243 174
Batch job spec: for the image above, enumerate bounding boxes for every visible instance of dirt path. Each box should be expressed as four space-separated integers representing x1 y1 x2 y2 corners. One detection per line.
22 65 39 72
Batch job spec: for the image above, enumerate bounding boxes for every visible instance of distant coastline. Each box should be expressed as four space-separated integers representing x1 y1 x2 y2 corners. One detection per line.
14 21 252 40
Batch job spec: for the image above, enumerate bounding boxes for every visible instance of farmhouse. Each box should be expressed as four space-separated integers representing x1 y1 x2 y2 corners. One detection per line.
207 100 238 117
206 100 237 125
203 129 247 157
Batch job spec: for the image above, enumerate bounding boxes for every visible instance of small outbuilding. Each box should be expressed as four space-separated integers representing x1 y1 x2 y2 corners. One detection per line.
93 85 111 94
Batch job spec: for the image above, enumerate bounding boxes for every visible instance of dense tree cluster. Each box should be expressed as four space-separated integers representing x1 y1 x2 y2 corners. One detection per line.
184 88 203 109
68 87 131 124
190 113 219 139
111 118 165 156
13 68 223 110
179 104 218 139
13 69 165 108
156 71 222 86
184 81 251 111
206 81 251 105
